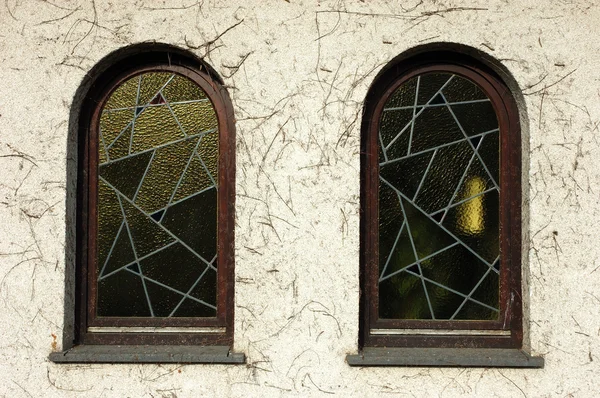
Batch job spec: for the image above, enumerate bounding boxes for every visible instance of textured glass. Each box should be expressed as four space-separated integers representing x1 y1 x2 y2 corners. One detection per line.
100 109 134 148
378 72 500 320
161 188 217 262
99 226 135 278
97 71 219 318
137 73 172 105
132 105 184 153
450 102 498 137
134 138 198 214
416 73 452 105
385 77 416 109
409 107 464 153
443 76 488 103
97 180 124 268
162 74 208 102
380 109 412 161
98 270 151 317
103 77 138 110
171 102 217 135
172 155 213 202
380 152 433 200
198 130 219 181
107 126 133 161
99 152 152 200
413 142 473 214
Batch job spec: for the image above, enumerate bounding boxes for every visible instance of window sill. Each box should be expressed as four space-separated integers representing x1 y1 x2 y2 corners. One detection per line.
346 348 544 368
49 345 245 364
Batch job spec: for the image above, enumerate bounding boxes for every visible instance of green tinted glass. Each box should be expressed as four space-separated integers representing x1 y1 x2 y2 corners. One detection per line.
97 72 218 318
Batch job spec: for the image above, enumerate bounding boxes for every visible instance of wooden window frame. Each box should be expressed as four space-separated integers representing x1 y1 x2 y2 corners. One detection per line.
75 54 236 346
360 53 523 349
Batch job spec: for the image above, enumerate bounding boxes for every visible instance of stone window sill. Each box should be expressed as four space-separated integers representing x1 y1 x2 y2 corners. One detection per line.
346 348 544 368
49 345 245 364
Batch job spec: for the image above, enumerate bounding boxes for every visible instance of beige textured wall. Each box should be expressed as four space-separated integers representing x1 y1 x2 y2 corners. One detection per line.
1 0 599 396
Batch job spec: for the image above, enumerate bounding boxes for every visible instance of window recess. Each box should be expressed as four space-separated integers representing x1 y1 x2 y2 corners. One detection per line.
353 52 542 367
51 48 241 364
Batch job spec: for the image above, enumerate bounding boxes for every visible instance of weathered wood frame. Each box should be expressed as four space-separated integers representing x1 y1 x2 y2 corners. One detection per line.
360 56 523 349
76 59 236 346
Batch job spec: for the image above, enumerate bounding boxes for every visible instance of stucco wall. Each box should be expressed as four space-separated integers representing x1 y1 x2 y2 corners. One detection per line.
1 0 599 396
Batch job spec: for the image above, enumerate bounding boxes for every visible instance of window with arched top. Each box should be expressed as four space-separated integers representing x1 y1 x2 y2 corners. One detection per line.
67 48 238 354
352 51 541 366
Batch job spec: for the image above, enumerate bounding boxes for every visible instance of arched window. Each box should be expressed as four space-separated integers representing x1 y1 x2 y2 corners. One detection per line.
357 51 530 356
72 47 236 350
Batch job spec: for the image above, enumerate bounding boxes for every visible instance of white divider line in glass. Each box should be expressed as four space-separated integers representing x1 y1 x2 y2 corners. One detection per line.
384 75 455 152
380 176 496 273
116 193 155 317
399 196 436 320
407 75 420 155
100 176 216 271
383 98 490 112
441 92 499 189
380 128 498 167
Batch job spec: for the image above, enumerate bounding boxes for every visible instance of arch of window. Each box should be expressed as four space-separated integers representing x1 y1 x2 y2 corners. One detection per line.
75 48 236 346
360 51 523 349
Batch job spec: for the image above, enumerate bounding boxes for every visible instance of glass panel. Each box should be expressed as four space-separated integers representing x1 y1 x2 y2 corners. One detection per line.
172 155 213 202
171 102 218 136
103 77 139 110
450 102 498 137
99 151 152 199
198 130 219 182
99 225 135 278
96 71 219 318
100 109 134 148
134 137 198 214
162 74 208 103
145 280 186 317
380 151 433 200
378 72 500 321
443 75 488 103
161 188 217 262
172 298 216 317
139 242 206 293
97 180 124 269
413 142 473 214
380 109 412 161
137 73 172 105
189 268 217 307
132 105 185 153
378 182 404 273
380 272 431 319
443 190 500 265
416 73 452 105
107 124 133 161
98 270 151 317
384 77 416 109
409 106 464 154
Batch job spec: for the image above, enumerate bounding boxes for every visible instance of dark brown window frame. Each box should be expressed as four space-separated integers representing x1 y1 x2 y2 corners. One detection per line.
75 53 236 347
360 53 523 350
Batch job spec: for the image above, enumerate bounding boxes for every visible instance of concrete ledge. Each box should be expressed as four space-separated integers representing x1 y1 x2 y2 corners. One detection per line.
346 348 544 368
49 345 245 364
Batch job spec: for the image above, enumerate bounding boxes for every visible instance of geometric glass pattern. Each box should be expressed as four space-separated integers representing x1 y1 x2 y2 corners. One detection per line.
97 72 218 317
378 73 500 320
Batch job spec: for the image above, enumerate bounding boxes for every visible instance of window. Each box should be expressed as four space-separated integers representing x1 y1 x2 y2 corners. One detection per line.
353 51 541 366
52 47 240 362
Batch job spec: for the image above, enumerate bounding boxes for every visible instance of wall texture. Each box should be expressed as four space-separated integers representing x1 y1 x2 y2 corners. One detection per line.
1 0 599 396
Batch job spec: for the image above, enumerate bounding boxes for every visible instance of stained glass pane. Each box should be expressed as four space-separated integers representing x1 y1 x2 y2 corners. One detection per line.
378 72 500 320
97 71 219 318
